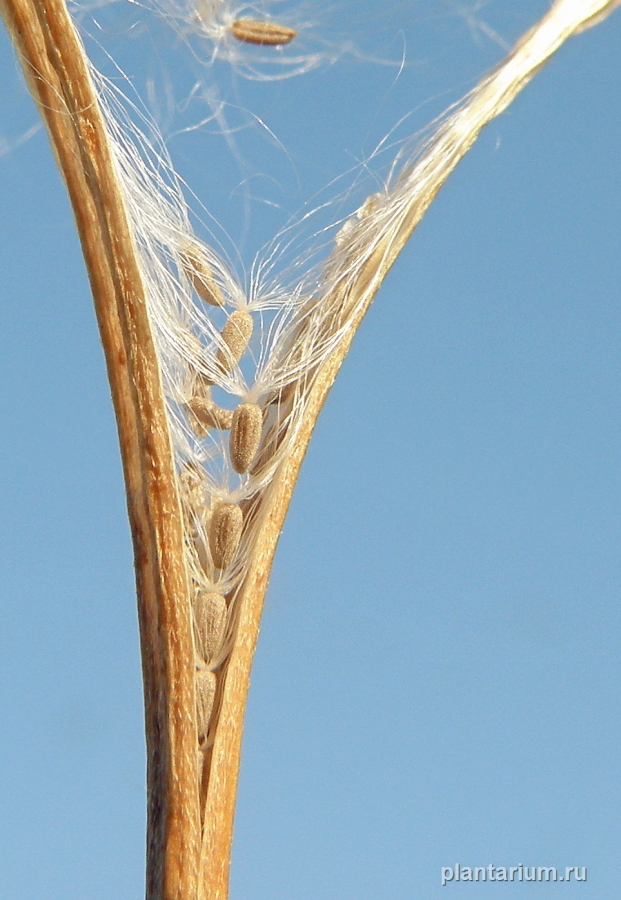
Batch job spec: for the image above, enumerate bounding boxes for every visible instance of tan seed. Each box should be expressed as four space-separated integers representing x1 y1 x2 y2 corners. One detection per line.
194 591 227 663
190 373 213 401
230 402 263 473
187 396 234 434
230 18 296 46
179 461 204 506
216 310 253 371
180 243 224 307
187 397 210 437
209 503 243 569
206 403 235 430
196 669 217 741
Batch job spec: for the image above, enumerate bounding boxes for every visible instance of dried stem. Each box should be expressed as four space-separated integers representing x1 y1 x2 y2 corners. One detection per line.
1 1 619 899
0 0 200 896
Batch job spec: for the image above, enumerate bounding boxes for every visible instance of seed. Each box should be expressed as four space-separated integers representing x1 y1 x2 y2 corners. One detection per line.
179 461 204 506
187 397 210 437
230 18 296 46
229 402 263 473
180 243 224 307
193 591 227 663
265 380 297 408
208 503 243 569
196 669 217 741
357 192 381 221
190 372 213 401
182 331 205 363
187 396 234 434
335 216 355 246
216 310 253 371
206 404 235 430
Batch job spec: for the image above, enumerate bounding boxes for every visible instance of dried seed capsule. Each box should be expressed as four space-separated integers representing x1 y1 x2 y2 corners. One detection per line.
209 503 243 570
196 669 217 741
180 243 224 307
194 591 227 663
216 310 253 371
230 18 296 46
230 402 263 474
187 396 234 434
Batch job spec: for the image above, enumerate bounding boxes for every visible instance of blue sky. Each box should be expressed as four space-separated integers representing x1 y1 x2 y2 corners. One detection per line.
1 2 620 897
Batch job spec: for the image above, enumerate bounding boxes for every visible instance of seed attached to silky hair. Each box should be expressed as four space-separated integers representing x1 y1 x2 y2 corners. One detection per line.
187 396 234 433
179 460 204 506
216 310 253 371
230 402 263 473
230 18 297 46
194 591 227 663
209 503 243 570
196 669 217 741
190 371 213 401
180 243 224 307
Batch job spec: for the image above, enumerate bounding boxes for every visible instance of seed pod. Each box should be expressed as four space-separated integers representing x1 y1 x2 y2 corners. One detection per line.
216 310 253 371
196 669 217 741
230 402 263 473
194 591 227 663
230 18 296 46
209 503 243 570
188 396 234 434
180 243 224 307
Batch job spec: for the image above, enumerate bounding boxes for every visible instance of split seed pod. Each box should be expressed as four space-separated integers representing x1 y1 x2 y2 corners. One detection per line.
216 310 253 371
196 669 217 742
193 591 227 663
230 18 297 46
180 243 224 307
230 402 263 473
209 503 243 570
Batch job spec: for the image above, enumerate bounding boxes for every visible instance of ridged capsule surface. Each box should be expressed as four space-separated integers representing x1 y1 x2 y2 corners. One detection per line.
209 503 243 570
230 18 297 45
230 402 263 473
180 243 224 307
193 591 227 664
188 396 234 434
196 669 217 742
216 310 253 371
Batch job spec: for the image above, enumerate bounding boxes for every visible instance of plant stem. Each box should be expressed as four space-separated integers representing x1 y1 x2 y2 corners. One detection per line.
0 0 200 896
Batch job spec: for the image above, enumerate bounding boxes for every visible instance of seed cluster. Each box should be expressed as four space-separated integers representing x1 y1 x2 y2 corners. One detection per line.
178 243 268 746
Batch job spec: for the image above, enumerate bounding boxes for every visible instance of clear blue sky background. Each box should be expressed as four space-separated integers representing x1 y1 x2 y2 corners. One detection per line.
1 1 620 897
